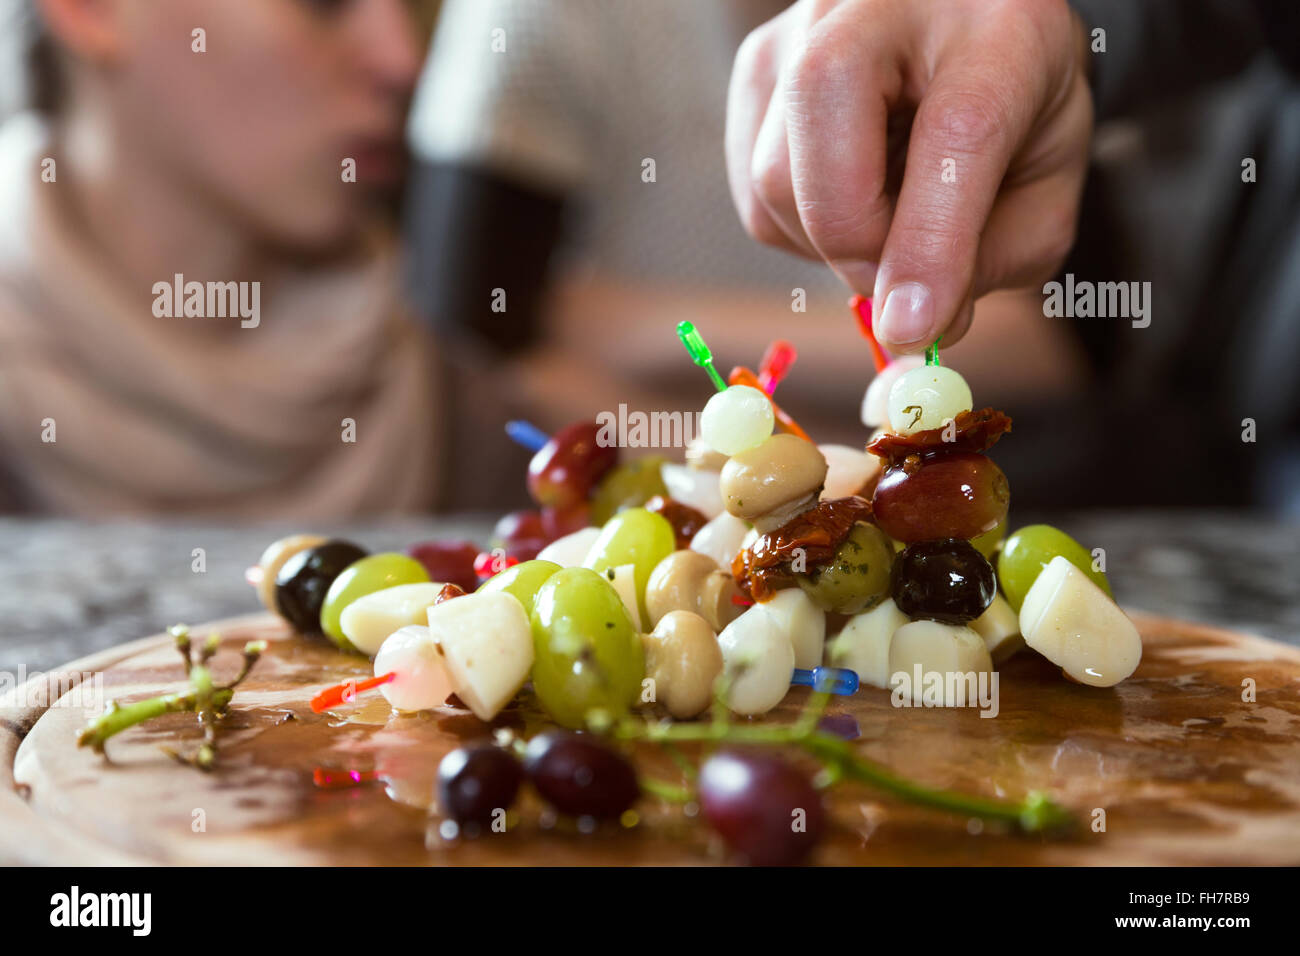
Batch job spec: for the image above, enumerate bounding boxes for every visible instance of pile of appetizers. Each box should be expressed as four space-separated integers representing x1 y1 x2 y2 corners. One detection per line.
237 313 1140 861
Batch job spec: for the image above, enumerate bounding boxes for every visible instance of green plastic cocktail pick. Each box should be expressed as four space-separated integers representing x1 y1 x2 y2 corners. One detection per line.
676 320 728 392
925 336 943 367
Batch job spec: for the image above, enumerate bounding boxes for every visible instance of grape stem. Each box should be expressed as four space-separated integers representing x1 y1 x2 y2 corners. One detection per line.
615 705 1074 834
639 776 693 804
76 626 266 770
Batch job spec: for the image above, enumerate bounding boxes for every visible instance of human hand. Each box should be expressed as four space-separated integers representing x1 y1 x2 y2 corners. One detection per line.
726 0 1093 351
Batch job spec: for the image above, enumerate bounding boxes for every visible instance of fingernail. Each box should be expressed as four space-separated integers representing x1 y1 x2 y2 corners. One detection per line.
878 282 934 347
830 259 878 296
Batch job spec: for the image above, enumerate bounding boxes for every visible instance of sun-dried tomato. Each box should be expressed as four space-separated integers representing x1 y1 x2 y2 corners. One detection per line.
866 407 1012 467
732 496 873 602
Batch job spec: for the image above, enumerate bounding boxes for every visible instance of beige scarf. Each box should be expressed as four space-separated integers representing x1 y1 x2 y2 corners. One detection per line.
0 114 441 518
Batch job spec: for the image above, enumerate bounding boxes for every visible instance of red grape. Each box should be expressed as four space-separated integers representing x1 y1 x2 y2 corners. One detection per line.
871 452 1009 543
493 509 545 545
523 731 639 819
491 510 549 560
406 539 479 592
891 538 996 623
541 503 591 540
527 421 619 509
437 745 523 830
698 750 825 866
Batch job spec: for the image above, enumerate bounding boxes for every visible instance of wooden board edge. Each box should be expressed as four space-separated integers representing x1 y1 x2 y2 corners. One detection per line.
0 614 281 866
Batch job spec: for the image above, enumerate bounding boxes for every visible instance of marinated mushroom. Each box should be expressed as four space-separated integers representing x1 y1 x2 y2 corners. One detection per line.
719 433 828 533
645 550 743 632
641 610 724 719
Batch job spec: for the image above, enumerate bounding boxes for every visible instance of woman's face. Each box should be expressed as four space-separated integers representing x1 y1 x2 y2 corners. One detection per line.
108 0 422 248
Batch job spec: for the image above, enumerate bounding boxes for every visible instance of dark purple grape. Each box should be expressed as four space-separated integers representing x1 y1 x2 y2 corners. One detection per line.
437 745 523 828
274 540 367 634
523 731 638 819
698 750 825 866
890 538 995 624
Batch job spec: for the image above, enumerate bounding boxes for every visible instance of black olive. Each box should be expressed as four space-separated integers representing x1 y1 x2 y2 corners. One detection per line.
890 538 995 624
274 540 367 633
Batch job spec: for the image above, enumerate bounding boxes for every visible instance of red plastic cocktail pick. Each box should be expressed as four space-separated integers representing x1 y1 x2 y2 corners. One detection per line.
728 366 813 442
758 340 797 395
310 672 395 714
850 295 890 373
474 550 519 578
312 767 381 789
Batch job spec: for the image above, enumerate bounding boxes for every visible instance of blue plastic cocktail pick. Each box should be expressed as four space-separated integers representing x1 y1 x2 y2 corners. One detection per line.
505 420 550 452
791 666 859 695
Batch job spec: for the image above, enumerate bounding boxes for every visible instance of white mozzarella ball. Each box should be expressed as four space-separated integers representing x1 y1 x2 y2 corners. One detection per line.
426 591 534 720
717 604 795 715
971 593 1023 663
700 385 774 456
341 582 447 657
756 587 826 669
537 527 602 568
689 510 750 569
374 625 455 713
818 444 881 500
888 620 993 706
827 598 908 689
886 365 973 436
661 462 724 518
860 355 924 428
1019 556 1141 687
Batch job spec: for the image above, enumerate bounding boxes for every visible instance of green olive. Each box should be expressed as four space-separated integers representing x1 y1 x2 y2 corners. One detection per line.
796 521 893 614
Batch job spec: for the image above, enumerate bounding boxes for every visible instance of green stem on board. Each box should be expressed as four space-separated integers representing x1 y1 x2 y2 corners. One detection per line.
615 714 1073 834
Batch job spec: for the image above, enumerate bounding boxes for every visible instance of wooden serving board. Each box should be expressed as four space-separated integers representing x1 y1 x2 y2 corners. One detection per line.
3 611 1299 866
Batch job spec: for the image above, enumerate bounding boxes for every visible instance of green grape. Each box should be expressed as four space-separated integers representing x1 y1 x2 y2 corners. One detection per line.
530 567 645 729
583 507 676 629
320 553 428 651
589 457 668 525
997 523 1112 612
797 521 894 614
477 559 562 616
971 517 1007 560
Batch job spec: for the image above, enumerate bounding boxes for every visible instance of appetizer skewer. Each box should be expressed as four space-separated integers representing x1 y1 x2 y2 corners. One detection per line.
244 305 1140 738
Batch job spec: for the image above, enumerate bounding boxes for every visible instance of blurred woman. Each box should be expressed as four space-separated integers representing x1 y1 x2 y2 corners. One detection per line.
0 0 442 517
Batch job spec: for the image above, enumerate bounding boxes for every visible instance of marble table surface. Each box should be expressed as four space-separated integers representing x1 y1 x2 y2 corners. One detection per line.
1 511 1296 678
